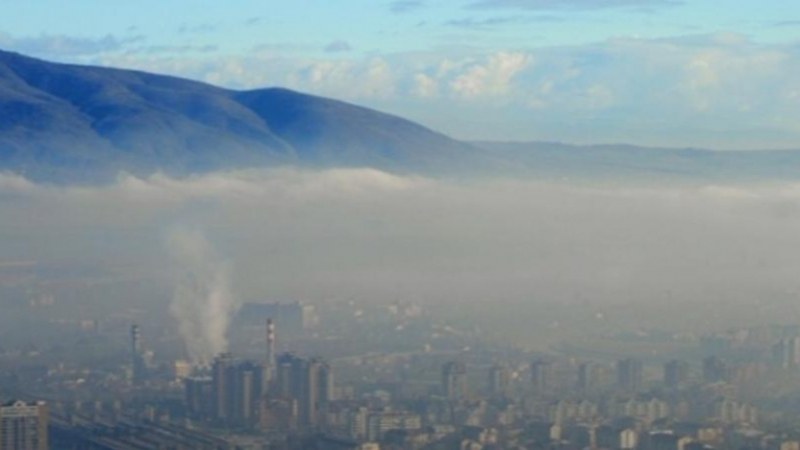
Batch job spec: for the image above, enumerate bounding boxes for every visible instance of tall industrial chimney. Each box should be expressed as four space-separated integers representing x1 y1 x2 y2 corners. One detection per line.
130 324 141 355
266 318 276 368
130 324 144 384
261 318 277 390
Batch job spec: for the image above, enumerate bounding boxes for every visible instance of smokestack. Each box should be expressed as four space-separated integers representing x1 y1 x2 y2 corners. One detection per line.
131 324 141 356
266 318 276 368
130 324 144 384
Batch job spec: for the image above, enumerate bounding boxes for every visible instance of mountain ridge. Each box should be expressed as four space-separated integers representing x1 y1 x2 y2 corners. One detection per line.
2 49 800 184
0 49 481 182
473 140 800 182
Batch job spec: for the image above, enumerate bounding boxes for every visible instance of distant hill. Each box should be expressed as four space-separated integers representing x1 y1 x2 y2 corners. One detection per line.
0 49 481 182
474 141 800 183
1 49 800 183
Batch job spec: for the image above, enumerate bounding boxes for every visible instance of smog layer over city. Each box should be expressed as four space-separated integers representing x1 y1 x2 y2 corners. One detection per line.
2 1 800 450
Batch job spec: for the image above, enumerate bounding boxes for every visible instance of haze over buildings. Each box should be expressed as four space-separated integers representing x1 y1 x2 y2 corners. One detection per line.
3 1 800 449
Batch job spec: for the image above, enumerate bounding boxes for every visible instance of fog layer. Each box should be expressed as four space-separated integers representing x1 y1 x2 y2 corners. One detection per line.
1 168 799 311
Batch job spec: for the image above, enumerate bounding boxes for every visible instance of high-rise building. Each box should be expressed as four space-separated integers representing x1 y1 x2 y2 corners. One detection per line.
616 358 643 392
212 353 234 421
185 376 214 418
318 359 335 405
441 361 467 400
0 400 48 450
233 361 263 424
275 353 296 399
488 364 511 397
210 353 266 426
702 356 730 383
274 353 334 428
296 357 320 427
531 359 556 394
577 362 609 393
772 336 800 369
664 360 690 388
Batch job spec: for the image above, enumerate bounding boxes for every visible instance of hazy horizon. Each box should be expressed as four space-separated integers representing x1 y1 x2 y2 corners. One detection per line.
2 168 800 315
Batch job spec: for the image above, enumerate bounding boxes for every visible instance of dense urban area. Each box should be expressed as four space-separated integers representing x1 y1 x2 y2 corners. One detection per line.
4 290 800 450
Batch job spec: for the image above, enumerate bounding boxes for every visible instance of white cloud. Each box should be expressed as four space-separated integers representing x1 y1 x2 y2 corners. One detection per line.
0 172 36 192
0 32 142 58
286 57 397 99
449 52 531 98
0 168 424 206
412 73 438 97
77 33 800 147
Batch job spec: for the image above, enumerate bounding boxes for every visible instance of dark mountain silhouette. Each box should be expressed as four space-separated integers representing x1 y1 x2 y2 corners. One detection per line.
0 49 481 182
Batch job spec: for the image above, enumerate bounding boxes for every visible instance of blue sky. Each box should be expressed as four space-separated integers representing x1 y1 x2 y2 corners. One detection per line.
2 0 800 149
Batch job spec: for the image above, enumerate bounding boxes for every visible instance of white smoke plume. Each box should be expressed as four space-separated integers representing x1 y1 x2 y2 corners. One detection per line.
167 228 236 364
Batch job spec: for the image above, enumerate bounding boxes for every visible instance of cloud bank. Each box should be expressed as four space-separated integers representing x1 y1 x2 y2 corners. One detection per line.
0 32 142 57
69 32 800 149
2 168 800 315
3 25 799 148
